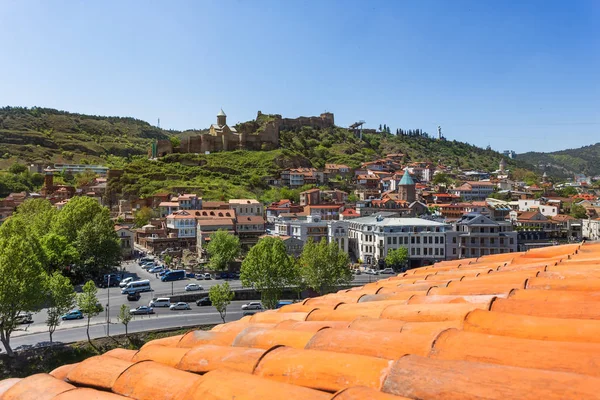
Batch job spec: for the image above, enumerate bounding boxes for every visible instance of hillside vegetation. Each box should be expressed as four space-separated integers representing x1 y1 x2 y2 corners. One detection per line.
0 107 172 167
1 106 539 200
518 143 600 178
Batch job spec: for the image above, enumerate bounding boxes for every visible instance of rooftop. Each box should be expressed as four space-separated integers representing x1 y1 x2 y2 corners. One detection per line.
4 242 600 398
351 215 448 227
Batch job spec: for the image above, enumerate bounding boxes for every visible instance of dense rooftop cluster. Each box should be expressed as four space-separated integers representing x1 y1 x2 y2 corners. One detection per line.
2 242 600 399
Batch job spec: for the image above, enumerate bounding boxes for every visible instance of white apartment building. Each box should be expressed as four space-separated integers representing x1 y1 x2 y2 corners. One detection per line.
347 214 450 267
328 220 349 253
446 213 518 259
450 181 494 201
583 218 600 241
165 210 197 238
229 199 264 217
274 215 328 244
517 199 558 217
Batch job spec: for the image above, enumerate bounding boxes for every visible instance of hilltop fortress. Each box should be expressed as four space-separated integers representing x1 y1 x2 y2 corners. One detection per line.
151 110 335 157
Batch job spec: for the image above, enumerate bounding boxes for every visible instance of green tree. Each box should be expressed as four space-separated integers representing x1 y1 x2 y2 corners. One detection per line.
299 238 352 295
209 282 235 323
134 206 156 228
77 280 101 350
170 136 181 148
45 271 76 343
15 198 57 239
571 203 588 219
240 237 297 309
117 304 132 337
163 254 173 268
0 216 47 356
41 233 79 273
432 173 451 186
8 163 27 174
558 186 578 197
206 230 241 272
74 169 97 188
385 247 409 271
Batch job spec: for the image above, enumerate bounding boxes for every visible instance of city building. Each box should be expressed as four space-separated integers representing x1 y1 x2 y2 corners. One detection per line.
347 214 450 268
273 215 328 245
228 199 263 217
450 181 494 201
114 225 134 259
166 211 197 239
446 213 517 259
583 218 600 241
265 199 304 223
299 188 321 206
53 163 109 176
328 220 349 253
518 199 558 217
235 215 266 249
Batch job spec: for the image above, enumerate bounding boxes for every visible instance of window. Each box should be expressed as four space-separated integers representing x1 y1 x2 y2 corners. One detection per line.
440 248 444 256
411 248 415 255
435 237 439 244
471 238 475 244
416 237 420 244
440 236 444 244
435 248 439 256
416 248 421 255
387 237 391 245
510 238 514 244
452 236 456 244
411 237 415 244
393 237 397 245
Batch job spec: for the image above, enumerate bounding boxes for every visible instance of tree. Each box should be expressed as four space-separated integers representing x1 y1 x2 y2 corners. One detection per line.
379 124 382 132
206 230 241 272
299 238 352 295
45 271 76 343
75 215 121 278
169 136 181 149
0 216 47 356
571 203 588 219
117 304 132 337
8 163 27 174
385 247 409 271
15 198 57 239
163 255 173 268
209 282 235 323
41 233 79 273
77 280 101 350
557 186 578 197
74 169 97 188
241 237 297 309
134 207 156 228
432 173 451 186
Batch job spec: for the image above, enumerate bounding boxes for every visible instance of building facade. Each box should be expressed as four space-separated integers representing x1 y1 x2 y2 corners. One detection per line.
446 213 518 259
347 214 450 268
583 218 600 241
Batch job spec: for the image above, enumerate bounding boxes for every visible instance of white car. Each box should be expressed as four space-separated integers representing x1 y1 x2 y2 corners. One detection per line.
185 283 203 292
170 302 191 310
365 269 380 275
119 277 133 287
241 302 263 310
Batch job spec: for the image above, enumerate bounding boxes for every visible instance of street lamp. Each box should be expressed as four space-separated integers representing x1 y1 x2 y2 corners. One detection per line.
106 275 111 337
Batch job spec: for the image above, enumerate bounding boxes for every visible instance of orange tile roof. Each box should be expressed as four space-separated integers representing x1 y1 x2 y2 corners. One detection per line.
4 242 600 399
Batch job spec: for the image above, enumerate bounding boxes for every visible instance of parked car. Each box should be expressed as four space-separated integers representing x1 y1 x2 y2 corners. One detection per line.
241 302 262 310
380 268 395 274
365 268 380 275
16 312 33 324
148 266 164 274
130 306 154 315
170 302 191 310
61 310 84 320
119 277 134 287
203 273 212 280
196 297 212 306
185 283 203 292
127 292 141 301
275 301 292 309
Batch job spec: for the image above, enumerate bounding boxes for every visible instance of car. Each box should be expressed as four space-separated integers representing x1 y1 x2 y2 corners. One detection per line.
170 302 191 310
149 298 171 307
130 306 154 315
127 292 141 301
241 302 262 311
275 301 292 309
185 283 203 292
61 310 84 320
365 268 380 275
119 277 134 287
148 266 165 274
203 273 212 280
380 268 395 274
16 312 33 324
195 273 205 280
196 297 212 306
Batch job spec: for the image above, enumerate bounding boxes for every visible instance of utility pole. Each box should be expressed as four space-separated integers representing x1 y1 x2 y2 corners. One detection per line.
106 275 110 337
171 281 174 296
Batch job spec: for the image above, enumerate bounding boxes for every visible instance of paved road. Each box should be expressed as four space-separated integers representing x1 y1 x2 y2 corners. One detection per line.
5 258 391 352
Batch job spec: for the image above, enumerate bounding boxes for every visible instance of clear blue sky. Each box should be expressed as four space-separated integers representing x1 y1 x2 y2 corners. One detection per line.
1 0 598 153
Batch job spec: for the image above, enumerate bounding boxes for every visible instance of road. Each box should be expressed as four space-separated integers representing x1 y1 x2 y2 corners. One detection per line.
5 259 390 352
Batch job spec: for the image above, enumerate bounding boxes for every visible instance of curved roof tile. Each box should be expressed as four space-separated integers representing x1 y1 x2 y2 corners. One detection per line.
6 242 600 399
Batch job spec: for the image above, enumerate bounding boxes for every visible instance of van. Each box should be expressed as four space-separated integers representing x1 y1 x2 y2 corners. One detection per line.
121 279 151 295
161 269 185 282
149 297 171 307
119 277 134 287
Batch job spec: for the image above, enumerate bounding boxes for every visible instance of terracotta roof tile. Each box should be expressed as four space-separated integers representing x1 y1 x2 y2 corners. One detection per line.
7 242 600 399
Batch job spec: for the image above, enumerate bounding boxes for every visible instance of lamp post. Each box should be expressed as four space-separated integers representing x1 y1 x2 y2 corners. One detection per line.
106 275 110 337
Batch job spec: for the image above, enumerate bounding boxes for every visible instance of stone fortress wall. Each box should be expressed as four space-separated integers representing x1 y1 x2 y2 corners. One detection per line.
153 111 334 157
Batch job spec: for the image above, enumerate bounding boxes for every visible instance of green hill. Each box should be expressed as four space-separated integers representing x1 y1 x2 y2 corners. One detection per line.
0 107 539 200
0 106 172 167
517 143 600 178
